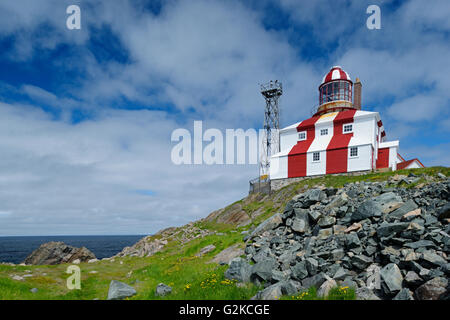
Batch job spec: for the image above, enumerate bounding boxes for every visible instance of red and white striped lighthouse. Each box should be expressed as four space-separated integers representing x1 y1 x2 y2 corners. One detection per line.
269 66 423 181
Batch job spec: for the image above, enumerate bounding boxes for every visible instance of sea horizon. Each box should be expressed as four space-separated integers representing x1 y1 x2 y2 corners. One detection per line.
0 234 147 264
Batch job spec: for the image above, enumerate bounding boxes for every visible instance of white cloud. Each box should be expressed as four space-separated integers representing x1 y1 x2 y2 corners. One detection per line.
0 0 448 236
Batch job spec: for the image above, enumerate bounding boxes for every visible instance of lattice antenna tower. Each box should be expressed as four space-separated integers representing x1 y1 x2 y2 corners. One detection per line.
259 80 282 178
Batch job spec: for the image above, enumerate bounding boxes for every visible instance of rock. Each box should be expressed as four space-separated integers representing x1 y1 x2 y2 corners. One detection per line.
393 288 414 300
380 263 403 295
345 232 361 249
318 216 336 228
195 244 216 257
88 259 99 263
377 222 409 238
308 211 321 223
402 208 421 221
11 275 24 281
302 273 328 289
305 258 319 275
23 242 96 265
30 288 38 293
257 283 283 300
224 258 251 282
415 277 448 300
291 217 308 233
325 193 348 210
420 251 446 267
107 280 137 300
317 228 333 239
209 244 244 264
437 172 446 179
251 258 277 282
333 225 346 235
317 278 337 297
253 281 298 300
389 200 418 220
271 269 291 282
155 283 172 297
356 287 381 300
404 271 423 289
352 200 382 221
333 267 348 280
345 222 362 233
249 213 283 239
351 255 373 270
72 259 81 265
437 203 450 220
373 192 404 213
331 249 345 261
291 261 309 280
404 240 436 249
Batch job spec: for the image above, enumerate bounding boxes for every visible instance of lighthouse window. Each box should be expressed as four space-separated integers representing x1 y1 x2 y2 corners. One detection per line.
320 128 328 136
343 124 353 133
313 152 320 162
350 147 358 157
298 131 307 141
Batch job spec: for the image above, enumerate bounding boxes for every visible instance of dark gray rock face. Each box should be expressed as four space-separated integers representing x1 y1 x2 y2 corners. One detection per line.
23 242 96 265
224 258 252 282
380 263 403 295
107 280 137 300
229 177 450 300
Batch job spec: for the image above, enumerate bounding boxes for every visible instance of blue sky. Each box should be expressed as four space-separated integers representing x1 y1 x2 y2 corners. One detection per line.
0 0 449 236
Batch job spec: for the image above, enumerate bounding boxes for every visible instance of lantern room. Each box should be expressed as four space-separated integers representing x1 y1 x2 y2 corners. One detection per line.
316 66 358 116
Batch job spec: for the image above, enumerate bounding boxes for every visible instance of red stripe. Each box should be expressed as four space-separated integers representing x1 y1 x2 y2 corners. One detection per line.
287 116 321 177
339 69 347 80
377 120 383 127
376 147 390 169
326 110 357 174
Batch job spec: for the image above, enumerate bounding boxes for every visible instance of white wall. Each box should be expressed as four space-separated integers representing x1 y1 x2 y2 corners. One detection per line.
389 146 398 170
270 155 288 179
280 129 298 153
347 144 372 172
306 150 327 176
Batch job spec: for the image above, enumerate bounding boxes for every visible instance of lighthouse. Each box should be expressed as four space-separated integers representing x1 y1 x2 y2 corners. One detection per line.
269 66 423 185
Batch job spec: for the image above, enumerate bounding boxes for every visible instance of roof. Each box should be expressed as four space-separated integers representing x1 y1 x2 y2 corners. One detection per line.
280 110 381 133
321 66 352 85
397 158 425 170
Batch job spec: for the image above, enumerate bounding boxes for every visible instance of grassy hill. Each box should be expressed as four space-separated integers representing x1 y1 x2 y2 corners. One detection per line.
0 166 448 300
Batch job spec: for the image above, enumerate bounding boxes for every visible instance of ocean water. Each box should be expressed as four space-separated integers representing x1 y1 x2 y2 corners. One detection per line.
0 235 145 264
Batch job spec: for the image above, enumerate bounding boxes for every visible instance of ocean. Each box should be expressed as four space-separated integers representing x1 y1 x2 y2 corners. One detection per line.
0 235 145 264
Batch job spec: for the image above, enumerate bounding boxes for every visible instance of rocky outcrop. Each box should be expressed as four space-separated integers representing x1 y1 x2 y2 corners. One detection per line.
209 244 244 265
115 223 213 258
227 174 450 300
23 242 96 265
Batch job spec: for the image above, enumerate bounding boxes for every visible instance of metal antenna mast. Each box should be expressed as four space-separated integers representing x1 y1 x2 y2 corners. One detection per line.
259 80 282 179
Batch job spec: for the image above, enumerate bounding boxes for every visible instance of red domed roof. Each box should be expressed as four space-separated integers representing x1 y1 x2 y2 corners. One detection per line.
321 66 352 85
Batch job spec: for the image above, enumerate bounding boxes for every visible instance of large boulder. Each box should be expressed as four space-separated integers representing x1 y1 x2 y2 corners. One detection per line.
107 280 137 300
23 242 96 265
209 244 244 265
414 277 448 300
224 258 252 282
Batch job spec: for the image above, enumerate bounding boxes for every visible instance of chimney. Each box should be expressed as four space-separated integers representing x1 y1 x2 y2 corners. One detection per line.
354 77 362 110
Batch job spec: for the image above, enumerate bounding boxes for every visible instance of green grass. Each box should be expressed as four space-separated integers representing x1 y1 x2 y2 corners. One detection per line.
0 167 446 300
